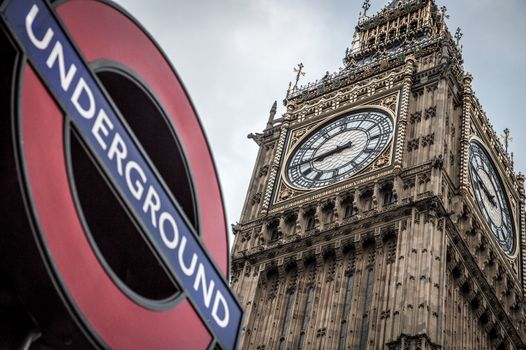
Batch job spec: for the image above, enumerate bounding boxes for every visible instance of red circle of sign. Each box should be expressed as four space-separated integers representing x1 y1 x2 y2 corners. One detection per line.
19 0 228 348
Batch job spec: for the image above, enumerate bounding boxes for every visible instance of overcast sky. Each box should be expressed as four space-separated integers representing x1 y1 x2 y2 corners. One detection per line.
113 0 526 248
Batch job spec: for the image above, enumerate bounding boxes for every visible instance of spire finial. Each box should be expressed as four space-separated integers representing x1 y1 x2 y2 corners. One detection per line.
501 128 512 154
454 27 463 45
440 6 449 19
286 81 292 98
292 63 306 91
362 0 371 17
351 30 360 50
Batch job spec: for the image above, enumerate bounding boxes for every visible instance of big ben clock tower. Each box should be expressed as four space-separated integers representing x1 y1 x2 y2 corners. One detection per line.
231 1 526 349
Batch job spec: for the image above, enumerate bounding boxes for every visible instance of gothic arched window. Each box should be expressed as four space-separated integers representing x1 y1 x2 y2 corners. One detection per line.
338 273 354 350
344 205 352 218
358 269 375 350
307 215 315 231
267 219 280 242
345 204 358 218
381 182 396 206
279 291 295 349
298 286 314 349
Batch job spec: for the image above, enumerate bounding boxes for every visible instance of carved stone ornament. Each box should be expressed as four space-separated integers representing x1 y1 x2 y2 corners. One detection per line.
402 177 415 190
417 172 431 185
290 128 307 147
375 146 392 168
410 111 422 124
258 165 269 177
251 192 262 205
424 106 437 119
407 138 420 152
421 133 435 147
371 93 399 113
358 144 393 173
277 182 299 201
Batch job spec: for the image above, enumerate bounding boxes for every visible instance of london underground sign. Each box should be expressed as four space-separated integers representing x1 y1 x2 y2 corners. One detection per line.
0 0 242 348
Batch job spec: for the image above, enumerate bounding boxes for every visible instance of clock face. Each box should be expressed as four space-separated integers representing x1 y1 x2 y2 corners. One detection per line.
469 141 515 256
285 109 393 189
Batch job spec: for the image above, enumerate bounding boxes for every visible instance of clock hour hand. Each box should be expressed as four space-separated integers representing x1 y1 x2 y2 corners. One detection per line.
296 140 353 167
313 140 353 163
476 177 497 207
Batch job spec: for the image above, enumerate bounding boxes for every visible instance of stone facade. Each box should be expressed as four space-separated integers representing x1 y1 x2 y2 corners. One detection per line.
231 1 526 349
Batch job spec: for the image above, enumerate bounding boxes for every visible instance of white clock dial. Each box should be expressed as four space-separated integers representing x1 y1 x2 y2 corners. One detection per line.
469 140 515 256
286 109 393 189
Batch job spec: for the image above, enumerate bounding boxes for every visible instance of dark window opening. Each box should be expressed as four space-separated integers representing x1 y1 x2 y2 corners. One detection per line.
383 190 395 205
267 219 280 242
381 183 396 206
306 216 316 230
270 227 280 241
345 205 358 217
345 205 352 218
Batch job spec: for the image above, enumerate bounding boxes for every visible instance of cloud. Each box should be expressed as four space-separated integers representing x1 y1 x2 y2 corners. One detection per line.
113 0 526 249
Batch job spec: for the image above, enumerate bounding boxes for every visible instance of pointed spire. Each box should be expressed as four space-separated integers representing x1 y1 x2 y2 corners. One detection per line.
440 6 449 19
286 81 292 98
454 27 463 45
439 6 449 31
267 101 277 128
454 27 464 52
362 0 371 17
501 128 512 155
351 31 359 50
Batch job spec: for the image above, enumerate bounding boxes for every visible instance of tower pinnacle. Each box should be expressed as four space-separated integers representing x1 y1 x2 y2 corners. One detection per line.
361 0 371 18
266 101 277 128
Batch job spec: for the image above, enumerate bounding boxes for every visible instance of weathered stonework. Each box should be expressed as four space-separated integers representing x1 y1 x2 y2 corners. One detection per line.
232 1 526 349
